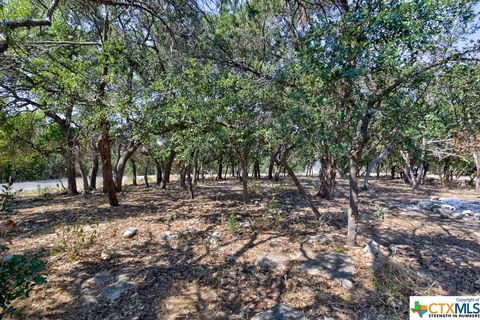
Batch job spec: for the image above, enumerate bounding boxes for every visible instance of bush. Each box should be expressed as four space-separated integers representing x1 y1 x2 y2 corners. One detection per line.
0 181 15 213
51 220 98 259
1 221 46 316
0 254 46 315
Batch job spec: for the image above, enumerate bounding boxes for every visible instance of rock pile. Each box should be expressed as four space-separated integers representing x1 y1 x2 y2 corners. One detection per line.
417 197 480 219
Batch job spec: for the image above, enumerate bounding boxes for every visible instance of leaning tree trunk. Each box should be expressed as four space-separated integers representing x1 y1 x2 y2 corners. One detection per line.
114 141 140 192
362 146 390 191
280 158 321 219
317 155 336 200
474 152 480 192
161 148 176 189
131 159 137 186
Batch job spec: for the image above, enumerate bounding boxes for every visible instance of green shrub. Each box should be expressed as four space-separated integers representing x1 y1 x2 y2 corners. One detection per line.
51 220 98 259
0 182 15 213
0 254 46 315
1 224 46 316
227 214 237 233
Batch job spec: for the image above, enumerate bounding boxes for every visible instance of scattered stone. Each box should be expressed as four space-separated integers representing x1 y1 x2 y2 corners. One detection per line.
416 198 480 219
452 212 466 219
324 317 336 320
474 279 480 286
251 304 308 320
363 240 380 261
208 231 220 247
303 234 332 244
256 254 285 271
101 250 113 261
434 204 456 214
101 273 132 301
182 226 194 234
123 227 137 238
337 278 354 289
160 231 176 242
301 252 356 280
418 201 435 211
239 220 251 228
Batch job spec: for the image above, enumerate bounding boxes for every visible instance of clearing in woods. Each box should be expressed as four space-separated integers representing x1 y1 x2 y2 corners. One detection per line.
6 177 480 319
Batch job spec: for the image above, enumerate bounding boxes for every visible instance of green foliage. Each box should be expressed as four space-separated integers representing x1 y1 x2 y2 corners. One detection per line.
227 214 237 233
51 220 98 260
0 181 15 213
373 206 389 222
0 254 46 316
1 222 45 315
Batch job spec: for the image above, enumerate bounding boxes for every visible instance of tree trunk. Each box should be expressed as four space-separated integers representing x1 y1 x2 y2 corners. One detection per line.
268 155 274 180
114 141 140 192
155 159 163 186
96 10 118 206
78 159 90 194
64 143 78 195
193 159 199 185
253 158 261 179
362 146 390 191
240 153 249 204
98 132 119 206
131 159 137 186
89 151 99 189
179 161 186 189
317 155 336 199
144 159 150 188
282 159 321 219
187 163 194 199
400 150 424 190
347 156 360 246
347 110 372 246
216 155 223 180
443 158 451 183
224 163 229 180
161 148 176 189
474 152 480 192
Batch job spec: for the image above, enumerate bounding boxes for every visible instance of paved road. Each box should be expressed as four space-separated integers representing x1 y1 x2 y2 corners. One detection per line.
0 176 157 192
0 178 99 192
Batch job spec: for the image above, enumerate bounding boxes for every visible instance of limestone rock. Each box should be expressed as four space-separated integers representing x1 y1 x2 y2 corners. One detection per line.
101 274 132 301
251 304 308 320
301 252 356 280
256 254 286 271
123 227 137 238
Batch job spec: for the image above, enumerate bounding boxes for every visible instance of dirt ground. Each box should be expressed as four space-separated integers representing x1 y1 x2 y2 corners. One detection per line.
2 177 480 320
